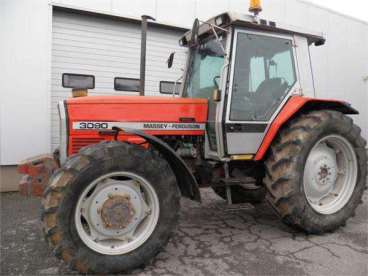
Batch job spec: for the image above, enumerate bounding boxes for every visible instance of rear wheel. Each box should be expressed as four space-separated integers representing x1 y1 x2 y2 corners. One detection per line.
41 141 180 274
264 110 367 234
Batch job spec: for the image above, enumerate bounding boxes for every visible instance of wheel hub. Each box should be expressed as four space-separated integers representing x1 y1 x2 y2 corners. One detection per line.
304 143 337 201
303 135 358 214
100 195 135 230
87 181 145 238
75 172 160 255
318 166 329 182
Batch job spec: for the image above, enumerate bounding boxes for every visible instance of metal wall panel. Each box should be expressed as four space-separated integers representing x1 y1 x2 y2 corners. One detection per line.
51 10 187 149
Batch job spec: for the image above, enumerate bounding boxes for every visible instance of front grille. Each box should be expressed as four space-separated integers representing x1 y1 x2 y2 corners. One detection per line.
71 137 105 154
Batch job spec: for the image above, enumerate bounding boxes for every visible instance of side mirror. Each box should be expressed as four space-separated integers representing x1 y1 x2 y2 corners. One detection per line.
114 77 140 92
212 88 221 102
159 81 181 95
62 73 95 89
167 52 175 68
62 73 95 97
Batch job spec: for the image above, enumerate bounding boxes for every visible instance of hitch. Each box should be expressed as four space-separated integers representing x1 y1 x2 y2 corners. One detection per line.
18 154 59 197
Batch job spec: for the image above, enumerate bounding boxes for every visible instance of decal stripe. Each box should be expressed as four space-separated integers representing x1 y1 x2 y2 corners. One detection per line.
73 121 206 131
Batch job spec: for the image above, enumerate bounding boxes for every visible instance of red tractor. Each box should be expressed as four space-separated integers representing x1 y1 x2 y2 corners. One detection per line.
18 5 366 275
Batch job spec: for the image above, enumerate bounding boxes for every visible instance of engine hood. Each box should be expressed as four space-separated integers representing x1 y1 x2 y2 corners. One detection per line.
66 95 208 123
67 95 208 105
64 95 208 155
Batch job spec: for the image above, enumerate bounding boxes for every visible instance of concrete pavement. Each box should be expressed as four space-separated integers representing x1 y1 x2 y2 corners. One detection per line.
1 188 367 275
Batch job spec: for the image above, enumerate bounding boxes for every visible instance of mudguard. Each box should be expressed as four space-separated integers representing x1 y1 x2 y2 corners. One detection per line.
120 127 201 202
255 96 359 160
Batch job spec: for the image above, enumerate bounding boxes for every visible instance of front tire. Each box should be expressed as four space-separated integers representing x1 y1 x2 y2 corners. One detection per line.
264 110 367 234
41 141 180 274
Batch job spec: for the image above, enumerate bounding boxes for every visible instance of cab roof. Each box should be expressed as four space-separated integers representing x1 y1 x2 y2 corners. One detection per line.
180 12 325 47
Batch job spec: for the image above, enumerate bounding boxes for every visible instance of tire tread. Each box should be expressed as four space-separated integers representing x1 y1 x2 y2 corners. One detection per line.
41 141 180 274
264 110 367 234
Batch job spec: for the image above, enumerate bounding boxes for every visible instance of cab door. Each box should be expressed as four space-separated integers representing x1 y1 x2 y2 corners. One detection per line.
223 29 300 156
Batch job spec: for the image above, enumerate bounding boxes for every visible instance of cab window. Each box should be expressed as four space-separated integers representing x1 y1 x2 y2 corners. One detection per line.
230 33 296 121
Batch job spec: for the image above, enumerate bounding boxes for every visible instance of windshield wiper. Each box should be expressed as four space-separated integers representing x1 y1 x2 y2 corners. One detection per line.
198 20 228 55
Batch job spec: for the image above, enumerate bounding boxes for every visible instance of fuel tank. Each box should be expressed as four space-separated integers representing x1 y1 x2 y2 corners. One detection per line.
65 96 208 155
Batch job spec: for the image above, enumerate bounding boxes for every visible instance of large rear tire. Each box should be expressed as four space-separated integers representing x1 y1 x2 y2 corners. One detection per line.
41 141 180 274
264 110 367 234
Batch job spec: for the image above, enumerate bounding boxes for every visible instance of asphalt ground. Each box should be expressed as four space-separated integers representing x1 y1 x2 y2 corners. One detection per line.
1 188 367 276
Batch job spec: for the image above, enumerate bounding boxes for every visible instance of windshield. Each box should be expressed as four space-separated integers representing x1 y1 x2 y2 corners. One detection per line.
184 37 226 98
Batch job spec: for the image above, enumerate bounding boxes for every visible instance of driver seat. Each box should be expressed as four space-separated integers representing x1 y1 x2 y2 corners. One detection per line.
252 78 288 119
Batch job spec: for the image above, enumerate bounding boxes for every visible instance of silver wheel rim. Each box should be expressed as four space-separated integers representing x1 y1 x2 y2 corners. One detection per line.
303 134 357 215
75 171 160 255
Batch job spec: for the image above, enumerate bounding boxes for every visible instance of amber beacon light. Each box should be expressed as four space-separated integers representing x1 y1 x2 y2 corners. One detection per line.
249 0 262 16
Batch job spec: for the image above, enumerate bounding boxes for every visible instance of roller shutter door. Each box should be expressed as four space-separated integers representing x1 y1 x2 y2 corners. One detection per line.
51 9 186 149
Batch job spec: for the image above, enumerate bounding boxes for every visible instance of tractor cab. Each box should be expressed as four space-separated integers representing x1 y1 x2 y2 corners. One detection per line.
174 12 325 160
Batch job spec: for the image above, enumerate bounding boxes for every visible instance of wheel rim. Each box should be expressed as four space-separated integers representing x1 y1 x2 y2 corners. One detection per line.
75 171 160 255
303 134 358 215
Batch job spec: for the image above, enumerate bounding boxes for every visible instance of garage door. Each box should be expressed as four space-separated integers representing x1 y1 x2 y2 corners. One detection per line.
51 9 187 150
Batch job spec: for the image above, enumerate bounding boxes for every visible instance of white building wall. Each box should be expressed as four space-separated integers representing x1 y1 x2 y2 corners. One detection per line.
1 0 367 165
0 0 52 165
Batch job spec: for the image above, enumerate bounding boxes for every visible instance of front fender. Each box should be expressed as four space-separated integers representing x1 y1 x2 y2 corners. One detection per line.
120 128 201 202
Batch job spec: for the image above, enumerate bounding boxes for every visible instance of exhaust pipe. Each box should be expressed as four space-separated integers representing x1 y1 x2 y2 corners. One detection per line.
140 15 156 96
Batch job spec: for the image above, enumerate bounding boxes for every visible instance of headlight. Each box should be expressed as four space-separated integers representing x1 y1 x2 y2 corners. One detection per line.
62 73 95 89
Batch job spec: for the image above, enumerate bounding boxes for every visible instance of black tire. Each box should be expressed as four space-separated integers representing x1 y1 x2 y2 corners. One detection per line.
212 185 265 204
264 110 367 234
41 141 180 274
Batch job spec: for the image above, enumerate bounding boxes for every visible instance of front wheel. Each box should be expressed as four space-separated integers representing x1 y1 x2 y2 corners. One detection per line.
41 141 180 274
264 110 367 234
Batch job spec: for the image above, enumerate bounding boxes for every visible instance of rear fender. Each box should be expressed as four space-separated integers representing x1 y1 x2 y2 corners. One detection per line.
255 96 359 160
121 128 201 202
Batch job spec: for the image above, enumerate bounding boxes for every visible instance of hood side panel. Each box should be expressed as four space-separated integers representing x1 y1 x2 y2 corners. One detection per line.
65 96 208 155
